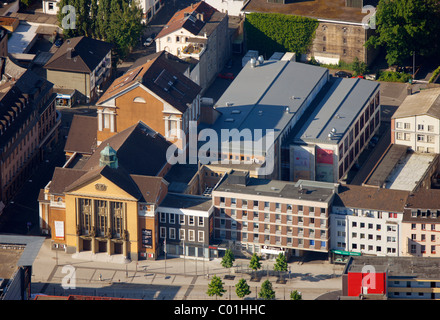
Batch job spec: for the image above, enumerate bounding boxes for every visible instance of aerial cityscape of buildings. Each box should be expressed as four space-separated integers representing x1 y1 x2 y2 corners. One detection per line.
0 0 440 304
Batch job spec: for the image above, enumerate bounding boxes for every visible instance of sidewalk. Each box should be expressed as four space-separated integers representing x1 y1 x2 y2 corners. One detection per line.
31 239 344 300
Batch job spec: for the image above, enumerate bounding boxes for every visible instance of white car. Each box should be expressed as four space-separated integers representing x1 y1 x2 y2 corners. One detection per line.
144 38 153 47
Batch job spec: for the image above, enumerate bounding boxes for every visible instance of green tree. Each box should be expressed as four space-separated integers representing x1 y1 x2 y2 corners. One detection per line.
352 57 367 76
96 0 112 39
273 253 288 272
207 275 226 300
249 253 262 272
108 0 143 59
245 13 318 58
221 249 235 269
290 290 302 300
365 0 440 66
235 278 251 299
259 280 275 300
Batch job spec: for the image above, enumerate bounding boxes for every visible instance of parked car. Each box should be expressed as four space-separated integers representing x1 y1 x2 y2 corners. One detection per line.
335 71 352 78
54 39 63 48
218 72 235 80
144 37 154 47
351 75 365 79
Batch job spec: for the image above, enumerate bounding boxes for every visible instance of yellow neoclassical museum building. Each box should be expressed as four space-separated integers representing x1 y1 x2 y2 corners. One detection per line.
39 123 171 261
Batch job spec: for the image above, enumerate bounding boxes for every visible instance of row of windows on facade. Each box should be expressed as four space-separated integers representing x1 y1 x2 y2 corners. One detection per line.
219 209 327 221
338 96 380 156
337 220 399 230
217 217 327 230
396 122 436 131
396 132 436 143
160 227 205 243
218 198 327 214
79 199 124 237
338 111 380 179
159 212 205 226
223 232 327 248
410 244 437 254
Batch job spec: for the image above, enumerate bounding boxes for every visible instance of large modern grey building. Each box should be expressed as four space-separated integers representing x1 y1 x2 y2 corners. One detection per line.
286 76 380 183
206 56 380 183
208 57 329 179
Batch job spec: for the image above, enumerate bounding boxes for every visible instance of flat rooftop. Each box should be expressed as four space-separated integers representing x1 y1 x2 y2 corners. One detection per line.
214 172 338 204
8 22 38 54
383 151 437 192
159 193 213 211
363 144 407 187
293 77 379 145
242 0 375 24
0 247 23 280
211 60 328 155
346 256 440 279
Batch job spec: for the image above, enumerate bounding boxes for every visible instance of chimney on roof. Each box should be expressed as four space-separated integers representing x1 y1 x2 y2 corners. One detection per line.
66 47 73 59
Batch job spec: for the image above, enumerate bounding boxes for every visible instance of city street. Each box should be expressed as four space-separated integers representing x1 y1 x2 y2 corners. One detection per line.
31 239 344 300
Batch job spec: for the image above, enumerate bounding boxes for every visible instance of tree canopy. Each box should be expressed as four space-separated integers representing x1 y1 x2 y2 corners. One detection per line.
235 278 251 299
207 275 226 299
365 0 440 66
57 0 143 59
273 253 288 272
259 280 275 300
221 249 235 269
249 253 262 271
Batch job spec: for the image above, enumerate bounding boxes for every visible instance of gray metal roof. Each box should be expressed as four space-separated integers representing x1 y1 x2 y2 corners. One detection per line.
0 235 45 267
211 60 328 155
294 77 379 145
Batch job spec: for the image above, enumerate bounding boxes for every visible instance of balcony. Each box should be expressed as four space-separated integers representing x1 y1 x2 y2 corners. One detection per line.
181 44 206 58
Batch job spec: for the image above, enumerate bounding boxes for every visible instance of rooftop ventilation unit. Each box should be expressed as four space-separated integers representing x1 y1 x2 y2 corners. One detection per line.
250 57 257 68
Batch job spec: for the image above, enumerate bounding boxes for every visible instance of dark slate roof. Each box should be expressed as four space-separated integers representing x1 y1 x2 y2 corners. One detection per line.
333 184 410 213
64 115 98 154
44 36 113 73
49 167 88 195
156 1 220 39
81 122 172 177
96 51 201 114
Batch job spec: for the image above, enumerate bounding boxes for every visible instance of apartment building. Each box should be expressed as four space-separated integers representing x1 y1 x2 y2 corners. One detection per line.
391 88 440 154
401 189 440 257
157 193 215 259
330 185 409 259
341 256 440 300
242 0 379 65
212 171 338 258
95 51 202 151
155 1 230 91
44 36 113 103
0 57 58 212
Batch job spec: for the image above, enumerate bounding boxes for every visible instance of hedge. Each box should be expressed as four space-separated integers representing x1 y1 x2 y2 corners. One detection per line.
244 13 318 59
377 71 412 83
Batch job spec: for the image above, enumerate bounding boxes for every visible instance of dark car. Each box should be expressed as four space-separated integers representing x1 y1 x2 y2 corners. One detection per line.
54 39 63 48
335 71 352 78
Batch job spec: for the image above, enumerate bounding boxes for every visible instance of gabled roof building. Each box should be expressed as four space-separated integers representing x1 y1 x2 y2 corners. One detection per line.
39 122 172 261
44 36 113 103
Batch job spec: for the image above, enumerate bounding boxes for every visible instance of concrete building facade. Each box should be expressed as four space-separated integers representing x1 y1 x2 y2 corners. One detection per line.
212 171 338 258
155 1 230 92
391 88 440 154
